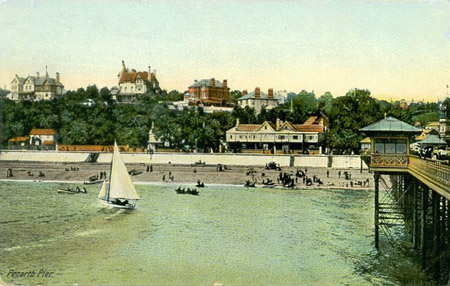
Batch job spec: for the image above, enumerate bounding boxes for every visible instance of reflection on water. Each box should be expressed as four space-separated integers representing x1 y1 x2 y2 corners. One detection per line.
0 182 425 285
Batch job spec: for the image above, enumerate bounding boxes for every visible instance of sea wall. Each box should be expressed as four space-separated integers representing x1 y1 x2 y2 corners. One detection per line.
0 151 368 169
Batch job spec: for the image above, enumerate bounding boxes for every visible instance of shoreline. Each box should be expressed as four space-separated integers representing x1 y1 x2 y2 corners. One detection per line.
0 160 374 191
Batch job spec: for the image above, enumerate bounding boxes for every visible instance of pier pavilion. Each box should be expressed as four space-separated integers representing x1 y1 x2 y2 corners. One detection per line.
360 116 450 284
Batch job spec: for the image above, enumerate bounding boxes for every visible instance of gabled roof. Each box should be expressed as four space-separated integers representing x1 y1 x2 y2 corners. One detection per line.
25 75 63 87
30 129 56 135
256 121 276 132
359 116 422 134
12 75 26 85
278 121 296 131
119 72 150 84
360 137 371 143
419 134 447 145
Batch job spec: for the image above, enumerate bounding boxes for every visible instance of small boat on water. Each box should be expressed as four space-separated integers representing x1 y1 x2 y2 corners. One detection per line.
57 188 77 194
196 180 205 188
97 142 140 210
244 181 256 188
83 180 103 185
175 187 199 195
57 187 87 194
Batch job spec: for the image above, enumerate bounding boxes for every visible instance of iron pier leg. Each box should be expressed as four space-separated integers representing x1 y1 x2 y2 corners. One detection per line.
374 172 380 250
412 178 418 250
432 191 441 281
421 186 428 269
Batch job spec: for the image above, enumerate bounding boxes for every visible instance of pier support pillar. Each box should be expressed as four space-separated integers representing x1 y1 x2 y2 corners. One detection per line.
412 178 419 250
421 186 428 269
374 172 380 250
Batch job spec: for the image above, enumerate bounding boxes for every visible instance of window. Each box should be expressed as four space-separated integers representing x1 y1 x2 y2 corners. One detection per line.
230 135 233 139
278 135 285 140
253 135 256 139
374 138 407 154
293 136 298 140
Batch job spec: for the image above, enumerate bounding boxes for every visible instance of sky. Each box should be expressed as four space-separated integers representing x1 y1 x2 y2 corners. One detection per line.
1 0 449 101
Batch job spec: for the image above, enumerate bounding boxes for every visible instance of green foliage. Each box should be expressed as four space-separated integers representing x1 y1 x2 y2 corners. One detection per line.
229 90 242 104
328 89 382 154
412 112 440 127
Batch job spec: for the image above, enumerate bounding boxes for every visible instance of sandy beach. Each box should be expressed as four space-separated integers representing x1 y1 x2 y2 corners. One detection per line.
0 161 374 190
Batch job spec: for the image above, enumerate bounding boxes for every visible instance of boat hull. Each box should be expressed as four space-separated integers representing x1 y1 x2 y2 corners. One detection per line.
99 199 136 210
57 188 77 194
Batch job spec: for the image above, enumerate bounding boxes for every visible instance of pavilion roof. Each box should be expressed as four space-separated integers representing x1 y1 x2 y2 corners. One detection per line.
359 116 421 134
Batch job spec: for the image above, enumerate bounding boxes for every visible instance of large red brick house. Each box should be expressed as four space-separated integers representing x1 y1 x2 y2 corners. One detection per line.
184 78 231 107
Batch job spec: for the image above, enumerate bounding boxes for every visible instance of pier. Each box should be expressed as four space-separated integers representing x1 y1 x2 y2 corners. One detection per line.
361 116 450 284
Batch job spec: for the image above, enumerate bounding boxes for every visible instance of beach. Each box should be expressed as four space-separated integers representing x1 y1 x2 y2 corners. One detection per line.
0 161 374 190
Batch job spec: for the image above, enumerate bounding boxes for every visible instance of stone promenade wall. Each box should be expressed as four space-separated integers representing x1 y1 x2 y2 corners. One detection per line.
0 151 368 169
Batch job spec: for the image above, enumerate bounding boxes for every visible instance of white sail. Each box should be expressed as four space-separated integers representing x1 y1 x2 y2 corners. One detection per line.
108 142 140 200
97 181 107 199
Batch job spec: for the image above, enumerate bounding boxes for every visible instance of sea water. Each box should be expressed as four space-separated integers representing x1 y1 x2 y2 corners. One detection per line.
0 182 424 285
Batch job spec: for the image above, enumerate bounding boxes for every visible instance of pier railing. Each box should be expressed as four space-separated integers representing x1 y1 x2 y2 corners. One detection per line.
369 154 450 194
370 154 409 169
408 155 450 190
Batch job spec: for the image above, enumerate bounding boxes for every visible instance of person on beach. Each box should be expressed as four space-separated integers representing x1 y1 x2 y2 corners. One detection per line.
162 175 166 182
338 170 341 178
327 170 329 178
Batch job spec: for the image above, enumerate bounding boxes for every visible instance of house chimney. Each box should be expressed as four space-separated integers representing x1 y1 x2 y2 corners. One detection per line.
223 79 227 88
148 66 151 81
276 118 280 130
56 72 60 83
242 90 248 96
210 78 215 87
236 118 240 127
268 88 273 98
255 87 260 98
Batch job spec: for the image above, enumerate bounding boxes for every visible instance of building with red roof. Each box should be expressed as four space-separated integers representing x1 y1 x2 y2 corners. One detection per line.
29 129 56 150
112 60 161 103
226 117 327 154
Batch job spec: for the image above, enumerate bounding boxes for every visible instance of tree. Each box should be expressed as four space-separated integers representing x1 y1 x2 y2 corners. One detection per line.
328 88 382 153
318 91 334 115
229 90 242 104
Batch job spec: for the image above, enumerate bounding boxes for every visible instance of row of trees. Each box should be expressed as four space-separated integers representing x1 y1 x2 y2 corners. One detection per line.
1 85 448 154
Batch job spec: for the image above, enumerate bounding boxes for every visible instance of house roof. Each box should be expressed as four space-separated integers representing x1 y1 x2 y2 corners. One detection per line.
292 125 324 133
189 79 225 88
12 76 26 85
236 124 261 131
234 121 324 133
416 129 440 141
119 72 150 84
27 75 63 87
360 137 371 144
418 134 446 145
30 129 56 135
8 136 29 142
359 116 422 134
238 91 280 101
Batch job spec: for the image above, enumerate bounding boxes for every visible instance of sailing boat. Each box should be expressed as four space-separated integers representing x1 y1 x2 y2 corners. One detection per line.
98 142 140 209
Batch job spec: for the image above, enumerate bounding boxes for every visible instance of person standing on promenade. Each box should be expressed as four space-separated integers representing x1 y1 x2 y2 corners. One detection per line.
326 170 329 178
338 170 341 178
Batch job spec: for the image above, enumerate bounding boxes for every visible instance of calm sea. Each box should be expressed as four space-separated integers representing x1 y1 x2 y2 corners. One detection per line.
0 182 423 285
